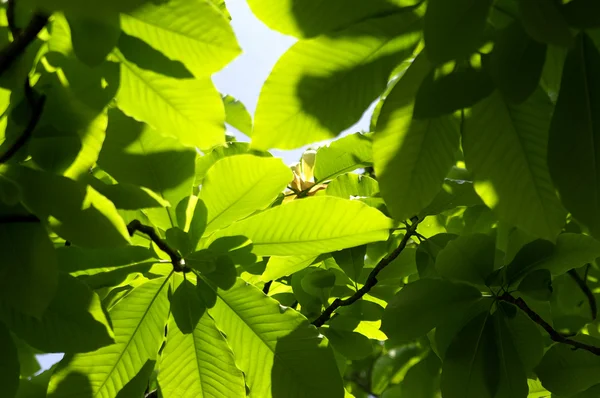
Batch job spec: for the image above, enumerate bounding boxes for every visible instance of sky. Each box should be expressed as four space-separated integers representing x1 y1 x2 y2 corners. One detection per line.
38 0 374 372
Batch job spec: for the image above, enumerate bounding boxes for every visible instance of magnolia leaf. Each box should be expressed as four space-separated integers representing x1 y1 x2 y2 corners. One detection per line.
206 197 393 256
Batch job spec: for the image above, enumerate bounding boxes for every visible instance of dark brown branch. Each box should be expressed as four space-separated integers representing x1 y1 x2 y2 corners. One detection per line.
312 220 419 327
0 11 48 77
568 266 597 320
127 220 186 272
0 78 46 164
498 293 600 356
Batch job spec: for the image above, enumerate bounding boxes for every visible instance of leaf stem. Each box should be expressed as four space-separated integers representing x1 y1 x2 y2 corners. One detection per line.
126 220 187 273
498 292 600 356
311 219 420 327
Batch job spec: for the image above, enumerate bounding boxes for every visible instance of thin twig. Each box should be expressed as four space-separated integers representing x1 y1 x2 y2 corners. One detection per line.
127 220 186 272
498 293 600 356
311 220 420 327
0 12 48 77
568 267 597 320
0 78 46 164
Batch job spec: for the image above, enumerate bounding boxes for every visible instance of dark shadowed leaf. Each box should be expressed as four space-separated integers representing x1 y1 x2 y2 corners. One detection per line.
519 0 572 46
435 233 496 286
548 33 600 239
424 0 493 63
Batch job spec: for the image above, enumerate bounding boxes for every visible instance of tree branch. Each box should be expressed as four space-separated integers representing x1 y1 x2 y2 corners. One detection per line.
7 0 21 37
0 11 48 76
127 220 187 272
0 78 46 164
498 292 600 356
312 220 419 327
568 266 597 320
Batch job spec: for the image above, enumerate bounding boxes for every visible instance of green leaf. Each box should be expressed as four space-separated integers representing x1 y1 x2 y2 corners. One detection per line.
424 0 493 63
0 321 19 398
48 277 171 397
24 0 150 15
262 255 319 282
492 310 529 398
252 12 422 150
333 246 367 283
67 13 120 67
435 233 496 286
87 177 170 210
0 222 58 318
548 33 600 239
536 335 600 395
416 233 458 278
166 227 193 257
98 109 196 230
223 95 253 136
507 233 600 282
371 343 424 394
326 174 379 199
518 269 553 300
12 334 41 378
246 0 419 38
561 0 600 28
0 165 130 248
418 180 483 219
314 133 373 182
396 351 442 398
381 279 482 342
113 46 225 151
0 273 114 353
413 64 494 118
159 303 245 397
490 20 547 104
518 0 573 47
207 197 393 256
195 142 271 185
199 154 292 236
374 53 461 221
440 312 499 398
207 278 344 398
169 277 203 334
497 302 544 372
322 328 373 360
120 0 241 76
462 89 566 241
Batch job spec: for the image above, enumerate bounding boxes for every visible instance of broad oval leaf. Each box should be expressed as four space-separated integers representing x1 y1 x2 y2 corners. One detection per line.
114 46 225 151
536 335 600 395
252 12 422 150
314 133 373 182
375 53 461 221
48 277 170 397
206 197 393 256
0 273 114 353
158 275 245 397
0 222 58 318
246 0 419 38
462 89 566 241
0 165 131 248
223 95 253 136
262 255 319 282
440 312 499 398
519 0 573 47
98 110 197 230
381 279 482 343
548 33 600 239
120 0 241 76
561 0 600 28
207 278 344 398
199 154 293 236
67 13 120 67
435 233 496 286
490 20 547 104
424 0 493 64
492 310 529 398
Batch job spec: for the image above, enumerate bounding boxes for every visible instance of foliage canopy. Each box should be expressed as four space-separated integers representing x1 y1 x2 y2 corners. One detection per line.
1 0 600 397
